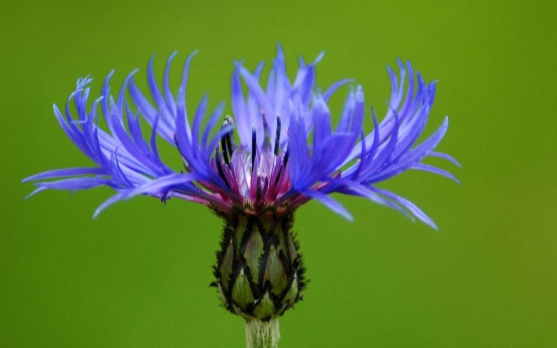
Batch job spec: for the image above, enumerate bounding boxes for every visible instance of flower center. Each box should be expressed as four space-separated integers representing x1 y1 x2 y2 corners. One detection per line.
213 117 291 211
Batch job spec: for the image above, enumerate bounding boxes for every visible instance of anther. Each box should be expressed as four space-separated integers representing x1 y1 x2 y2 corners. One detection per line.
274 166 283 186
274 147 289 185
283 148 290 167
255 180 262 201
274 116 282 155
215 148 231 189
220 136 230 166
224 116 234 157
262 111 271 149
251 126 257 173
220 118 234 166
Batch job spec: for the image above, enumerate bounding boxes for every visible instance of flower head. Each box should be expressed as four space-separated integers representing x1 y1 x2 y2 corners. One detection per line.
24 45 458 228
24 45 460 325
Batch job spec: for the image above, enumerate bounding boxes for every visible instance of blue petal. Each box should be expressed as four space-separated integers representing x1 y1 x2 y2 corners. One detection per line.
125 173 201 199
323 78 353 102
412 163 460 184
23 167 106 183
231 67 250 145
303 189 353 221
35 176 111 190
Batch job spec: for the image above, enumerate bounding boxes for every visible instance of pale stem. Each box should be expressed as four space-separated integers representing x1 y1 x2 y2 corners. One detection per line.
245 318 280 348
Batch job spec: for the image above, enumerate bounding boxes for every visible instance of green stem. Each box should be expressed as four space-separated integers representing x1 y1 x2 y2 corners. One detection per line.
245 318 280 348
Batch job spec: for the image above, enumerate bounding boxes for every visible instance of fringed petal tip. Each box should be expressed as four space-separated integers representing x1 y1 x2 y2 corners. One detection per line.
24 187 47 200
430 151 462 168
93 191 129 219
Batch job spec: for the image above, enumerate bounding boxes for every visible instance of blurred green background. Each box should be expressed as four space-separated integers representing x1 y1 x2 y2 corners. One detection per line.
2 0 556 347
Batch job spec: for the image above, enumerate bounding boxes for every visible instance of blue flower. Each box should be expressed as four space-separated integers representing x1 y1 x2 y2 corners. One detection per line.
24 45 459 229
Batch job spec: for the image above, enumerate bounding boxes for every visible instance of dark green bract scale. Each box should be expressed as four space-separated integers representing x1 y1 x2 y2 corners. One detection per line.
212 210 306 321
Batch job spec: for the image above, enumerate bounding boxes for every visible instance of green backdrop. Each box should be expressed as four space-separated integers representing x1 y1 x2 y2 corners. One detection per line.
2 1 556 347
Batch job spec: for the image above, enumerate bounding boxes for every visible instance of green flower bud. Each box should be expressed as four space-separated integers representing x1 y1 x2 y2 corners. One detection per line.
212 210 305 320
